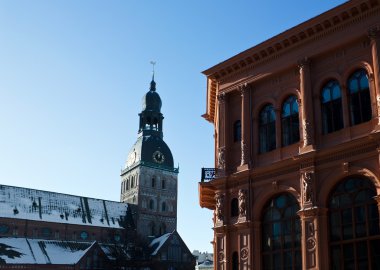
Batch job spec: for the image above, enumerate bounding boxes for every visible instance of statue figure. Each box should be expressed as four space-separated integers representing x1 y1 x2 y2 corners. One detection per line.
238 189 247 218
215 193 224 222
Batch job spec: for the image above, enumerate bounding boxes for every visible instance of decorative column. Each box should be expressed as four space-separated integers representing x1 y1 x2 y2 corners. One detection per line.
214 192 226 270
252 221 261 270
298 207 325 270
239 84 251 169
298 170 324 270
217 93 227 175
298 58 315 150
369 27 380 125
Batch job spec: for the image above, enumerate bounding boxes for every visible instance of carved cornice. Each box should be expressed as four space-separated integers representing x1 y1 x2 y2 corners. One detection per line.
203 0 380 123
298 207 327 218
203 1 379 81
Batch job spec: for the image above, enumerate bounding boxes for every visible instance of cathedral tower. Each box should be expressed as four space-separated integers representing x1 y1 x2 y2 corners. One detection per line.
120 76 178 239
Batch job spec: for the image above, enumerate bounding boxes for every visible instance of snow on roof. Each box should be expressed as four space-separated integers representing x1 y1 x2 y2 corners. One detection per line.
149 232 171 256
0 237 94 264
0 185 128 228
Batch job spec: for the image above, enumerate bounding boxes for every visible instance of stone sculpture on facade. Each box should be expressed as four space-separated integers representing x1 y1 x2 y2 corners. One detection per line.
238 189 247 218
302 171 314 204
215 193 224 222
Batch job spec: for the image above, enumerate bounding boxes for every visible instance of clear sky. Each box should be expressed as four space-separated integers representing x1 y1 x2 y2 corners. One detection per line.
0 0 347 253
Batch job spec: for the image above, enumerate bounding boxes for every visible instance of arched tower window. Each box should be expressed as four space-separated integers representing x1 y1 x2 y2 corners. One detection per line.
259 104 276 153
232 251 239 270
348 69 372 125
149 199 155 210
162 179 166 189
149 222 155 236
321 80 343 134
233 120 241 142
159 223 166 235
231 198 239 217
281 95 300 146
261 193 301 269
162 202 166 212
329 177 380 269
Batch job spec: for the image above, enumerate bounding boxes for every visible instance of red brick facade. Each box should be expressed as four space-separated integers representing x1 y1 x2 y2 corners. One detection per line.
199 0 380 269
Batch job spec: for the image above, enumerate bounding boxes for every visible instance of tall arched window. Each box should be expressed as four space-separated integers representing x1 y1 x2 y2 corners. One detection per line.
162 202 166 212
329 177 380 269
162 179 166 189
233 120 241 142
149 222 155 236
149 199 155 210
159 223 166 235
259 104 276 153
348 69 372 125
151 177 155 188
232 251 239 270
281 96 300 146
321 80 343 134
231 198 239 218
262 193 301 270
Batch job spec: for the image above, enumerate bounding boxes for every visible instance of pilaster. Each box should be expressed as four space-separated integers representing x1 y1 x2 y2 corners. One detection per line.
239 85 251 170
298 58 315 152
298 207 327 270
218 93 227 175
369 27 380 125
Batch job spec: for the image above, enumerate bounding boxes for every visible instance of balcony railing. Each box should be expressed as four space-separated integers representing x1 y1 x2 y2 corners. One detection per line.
201 168 216 182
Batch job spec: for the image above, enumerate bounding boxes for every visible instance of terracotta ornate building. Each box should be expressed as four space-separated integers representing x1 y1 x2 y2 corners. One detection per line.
199 0 380 269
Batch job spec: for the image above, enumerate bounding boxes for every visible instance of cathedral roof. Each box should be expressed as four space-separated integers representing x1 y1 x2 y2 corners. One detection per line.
0 238 98 264
0 185 128 229
125 134 174 170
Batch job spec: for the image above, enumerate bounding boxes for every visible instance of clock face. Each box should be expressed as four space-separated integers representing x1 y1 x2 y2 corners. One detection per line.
153 150 165 164
127 150 136 167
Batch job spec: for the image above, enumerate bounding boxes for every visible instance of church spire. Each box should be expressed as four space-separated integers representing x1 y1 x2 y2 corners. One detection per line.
150 61 156 92
138 63 163 138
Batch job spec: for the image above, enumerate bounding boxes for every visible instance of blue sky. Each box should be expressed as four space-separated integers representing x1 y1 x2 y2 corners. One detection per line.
0 0 346 253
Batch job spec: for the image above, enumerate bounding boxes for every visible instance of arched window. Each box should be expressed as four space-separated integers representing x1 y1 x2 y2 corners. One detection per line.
262 193 301 270
321 80 343 134
348 69 372 125
159 223 166 235
151 177 155 188
149 199 155 210
232 251 239 270
149 222 155 236
162 179 166 189
162 202 166 212
126 179 129 190
329 177 380 269
231 198 239 217
281 96 300 146
233 120 241 142
259 104 276 153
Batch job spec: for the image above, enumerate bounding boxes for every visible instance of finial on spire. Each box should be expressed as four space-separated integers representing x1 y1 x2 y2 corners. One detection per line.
150 61 156 91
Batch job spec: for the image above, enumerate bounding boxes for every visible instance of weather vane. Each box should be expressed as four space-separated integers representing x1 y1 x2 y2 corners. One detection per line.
150 61 156 76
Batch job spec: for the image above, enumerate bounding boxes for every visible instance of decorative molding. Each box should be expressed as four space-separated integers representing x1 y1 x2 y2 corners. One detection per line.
240 247 249 260
368 25 380 40
298 57 310 69
302 119 313 147
217 92 226 103
241 140 248 166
